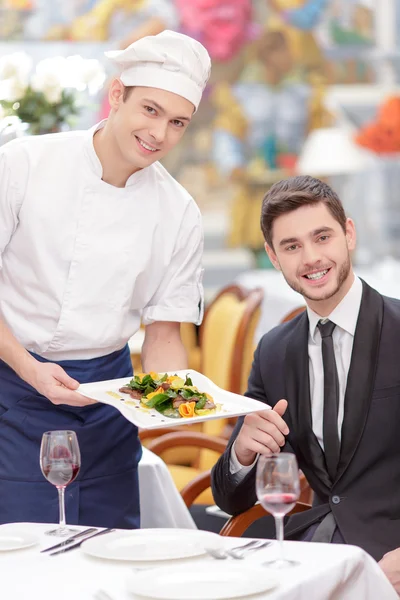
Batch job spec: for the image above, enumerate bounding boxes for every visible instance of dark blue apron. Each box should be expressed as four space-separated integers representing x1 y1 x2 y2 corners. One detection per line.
0 344 142 529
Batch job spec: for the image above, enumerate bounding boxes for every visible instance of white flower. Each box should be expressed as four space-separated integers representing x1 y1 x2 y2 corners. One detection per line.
0 52 31 102
0 77 27 102
31 57 68 104
65 55 87 90
35 56 70 83
42 84 63 105
65 56 105 94
0 52 32 87
80 59 105 94
31 72 63 103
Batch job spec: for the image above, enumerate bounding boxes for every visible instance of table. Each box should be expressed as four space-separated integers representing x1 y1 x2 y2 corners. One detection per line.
139 447 196 530
0 523 396 600
236 260 400 341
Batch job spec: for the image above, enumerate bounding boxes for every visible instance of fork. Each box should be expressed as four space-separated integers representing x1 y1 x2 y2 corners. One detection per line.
226 539 271 559
205 539 271 560
205 539 257 560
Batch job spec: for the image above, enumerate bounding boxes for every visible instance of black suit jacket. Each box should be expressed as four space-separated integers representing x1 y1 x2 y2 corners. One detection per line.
212 280 400 560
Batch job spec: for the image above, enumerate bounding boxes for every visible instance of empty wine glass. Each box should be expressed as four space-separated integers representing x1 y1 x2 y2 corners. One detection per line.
40 430 81 537
256 452 300 568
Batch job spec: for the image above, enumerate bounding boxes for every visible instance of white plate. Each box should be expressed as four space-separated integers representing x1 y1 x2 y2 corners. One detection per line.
127 563 278 599
0 527 39 551
78 369 268 429
81 528 223 562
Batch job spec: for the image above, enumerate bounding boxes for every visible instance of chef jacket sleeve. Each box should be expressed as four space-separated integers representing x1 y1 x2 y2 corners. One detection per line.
0 140 28 269
142 206 204 326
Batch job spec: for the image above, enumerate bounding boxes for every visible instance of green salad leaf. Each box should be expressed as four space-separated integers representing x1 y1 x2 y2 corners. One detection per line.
141 393 170 408
123 372 215 419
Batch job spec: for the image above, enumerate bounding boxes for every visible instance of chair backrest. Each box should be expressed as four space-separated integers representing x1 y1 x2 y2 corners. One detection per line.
219 499 311 537
180 323 201 371
280 305 306 323
200 284 264 394
198 285 263 470
147 431 228 507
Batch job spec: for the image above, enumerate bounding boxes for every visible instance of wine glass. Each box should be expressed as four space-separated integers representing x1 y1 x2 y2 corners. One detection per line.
256 452 300 569
40 430 81 537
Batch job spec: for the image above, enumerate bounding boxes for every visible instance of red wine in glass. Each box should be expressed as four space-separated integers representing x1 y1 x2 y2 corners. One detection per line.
261 492 298 517
40 430 81 537
256 453 300 568
42 462 80 487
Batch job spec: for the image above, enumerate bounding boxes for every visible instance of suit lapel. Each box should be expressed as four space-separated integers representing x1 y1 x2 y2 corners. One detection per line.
335 280 383 481
285 313 332 490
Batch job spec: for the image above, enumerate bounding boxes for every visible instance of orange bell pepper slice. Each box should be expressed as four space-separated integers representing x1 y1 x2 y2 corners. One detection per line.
145 386 165 400
178 401 196 418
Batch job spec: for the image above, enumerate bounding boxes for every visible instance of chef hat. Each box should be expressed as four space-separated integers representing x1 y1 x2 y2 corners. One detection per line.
105 30 211 111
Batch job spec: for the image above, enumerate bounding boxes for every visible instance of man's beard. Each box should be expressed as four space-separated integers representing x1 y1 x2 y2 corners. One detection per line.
281 252 351 302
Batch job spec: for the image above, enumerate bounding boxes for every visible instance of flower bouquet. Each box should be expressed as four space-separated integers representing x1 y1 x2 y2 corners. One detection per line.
0 52 105 135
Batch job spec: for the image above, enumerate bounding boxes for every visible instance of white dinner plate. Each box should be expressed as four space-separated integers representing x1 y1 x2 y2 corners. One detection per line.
127 563 278 599
0 527 39 551
78 369 268 429
81 528 223 562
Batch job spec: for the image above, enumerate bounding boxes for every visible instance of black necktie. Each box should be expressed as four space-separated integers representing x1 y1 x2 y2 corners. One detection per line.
317 319 340 480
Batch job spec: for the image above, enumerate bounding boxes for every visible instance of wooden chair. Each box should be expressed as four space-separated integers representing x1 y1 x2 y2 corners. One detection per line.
197 284 263 470
147 431 227 506
280 305 306 323
219 470 312 536
219 500 311 537
200 284 263 395
139 421 204 468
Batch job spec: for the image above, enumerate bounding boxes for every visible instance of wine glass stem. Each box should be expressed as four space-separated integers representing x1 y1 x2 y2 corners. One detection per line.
275 515 285 561
57 486 66 528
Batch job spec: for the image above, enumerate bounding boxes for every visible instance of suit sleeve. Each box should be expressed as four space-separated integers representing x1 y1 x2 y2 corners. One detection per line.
211 330 296 515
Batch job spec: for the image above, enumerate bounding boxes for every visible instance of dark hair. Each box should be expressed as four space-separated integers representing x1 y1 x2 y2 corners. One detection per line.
123 86 135 102
260 175 347 248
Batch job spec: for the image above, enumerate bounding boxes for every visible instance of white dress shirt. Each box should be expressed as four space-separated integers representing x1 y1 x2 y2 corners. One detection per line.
230 276 363 478
0 121 204 361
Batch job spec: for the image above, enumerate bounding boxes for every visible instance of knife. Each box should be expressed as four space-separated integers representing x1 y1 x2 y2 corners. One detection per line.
49 528 115 556
41 527 98 553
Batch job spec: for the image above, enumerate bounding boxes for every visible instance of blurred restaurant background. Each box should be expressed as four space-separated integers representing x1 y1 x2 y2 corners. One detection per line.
1 0 400 528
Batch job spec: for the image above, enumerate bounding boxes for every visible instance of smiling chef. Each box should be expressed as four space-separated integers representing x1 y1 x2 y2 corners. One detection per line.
0 30 211 528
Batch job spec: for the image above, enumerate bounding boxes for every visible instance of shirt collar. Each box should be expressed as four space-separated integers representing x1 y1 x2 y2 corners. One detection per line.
307 276 362 342
84 120 147 187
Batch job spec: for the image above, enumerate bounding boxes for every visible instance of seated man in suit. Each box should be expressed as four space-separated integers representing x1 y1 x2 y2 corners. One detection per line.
212 175 400 561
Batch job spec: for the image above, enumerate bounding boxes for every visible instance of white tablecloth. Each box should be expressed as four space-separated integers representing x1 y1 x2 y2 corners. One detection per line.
0 523 396 600
139 447 196 529
236 260 400 341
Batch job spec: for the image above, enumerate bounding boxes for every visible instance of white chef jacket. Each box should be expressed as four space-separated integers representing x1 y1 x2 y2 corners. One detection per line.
0 121 204 361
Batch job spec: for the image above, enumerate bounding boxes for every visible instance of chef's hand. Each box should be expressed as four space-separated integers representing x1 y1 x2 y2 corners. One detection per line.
379 548 400 595
234 399 289 466
28 361 97 406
